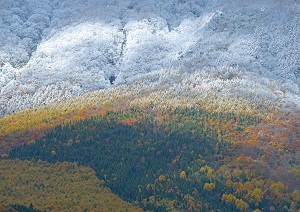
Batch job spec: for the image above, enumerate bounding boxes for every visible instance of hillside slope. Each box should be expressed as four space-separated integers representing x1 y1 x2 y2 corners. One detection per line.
1 1 300 211
0 0 299 115
1 90 299 211
0 159 142 211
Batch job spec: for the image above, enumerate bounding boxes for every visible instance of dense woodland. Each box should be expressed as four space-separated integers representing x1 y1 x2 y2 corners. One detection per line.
5 108 300 211
0 159 141 211
1 0 299 211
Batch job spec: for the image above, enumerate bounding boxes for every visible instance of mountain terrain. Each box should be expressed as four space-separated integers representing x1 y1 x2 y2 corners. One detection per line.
0 0 300 211
0 0 299 115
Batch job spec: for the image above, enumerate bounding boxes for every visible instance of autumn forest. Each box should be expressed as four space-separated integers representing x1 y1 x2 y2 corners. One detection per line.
0 81 300 211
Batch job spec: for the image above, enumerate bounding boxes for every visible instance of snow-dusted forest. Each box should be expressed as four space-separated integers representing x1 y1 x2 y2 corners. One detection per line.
0 0 299 115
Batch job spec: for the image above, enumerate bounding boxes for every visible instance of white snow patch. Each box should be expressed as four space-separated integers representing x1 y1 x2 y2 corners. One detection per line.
0 0 299 115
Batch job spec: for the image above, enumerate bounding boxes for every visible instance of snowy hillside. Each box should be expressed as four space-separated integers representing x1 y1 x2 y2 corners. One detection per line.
0 0 299 115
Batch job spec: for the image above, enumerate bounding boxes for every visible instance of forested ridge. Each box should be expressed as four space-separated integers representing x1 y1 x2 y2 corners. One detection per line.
1 0 299 211
0 74 299 212
5 108 300 211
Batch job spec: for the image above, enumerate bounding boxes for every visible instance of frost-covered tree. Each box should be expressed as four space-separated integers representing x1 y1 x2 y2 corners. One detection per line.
0 0 299 115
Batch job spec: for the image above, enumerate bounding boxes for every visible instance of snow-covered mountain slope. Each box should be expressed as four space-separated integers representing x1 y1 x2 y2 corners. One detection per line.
0 0 299 115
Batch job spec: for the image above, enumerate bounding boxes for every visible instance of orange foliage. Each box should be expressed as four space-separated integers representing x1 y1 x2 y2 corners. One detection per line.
0 103 112 155
120 118 138 125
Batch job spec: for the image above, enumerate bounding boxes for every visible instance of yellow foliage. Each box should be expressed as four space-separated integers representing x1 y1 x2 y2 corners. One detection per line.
204 183 215 192
225 179 234 188
232 169 243 177
292 169 300 180
269 181 287 201
199 165 215 179
233 182 243 194
180 171 186 179
235 199 249 211
0 159 142 212
246 188 263 206
291 190 300 202
221 194 237 205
